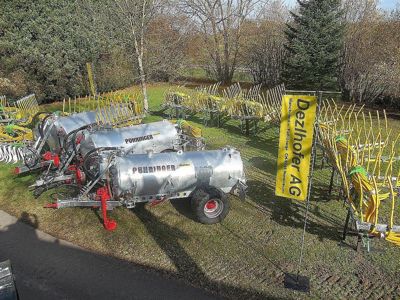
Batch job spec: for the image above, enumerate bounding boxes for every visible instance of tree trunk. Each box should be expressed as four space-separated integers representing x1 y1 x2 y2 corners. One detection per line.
137 54 148 111
129 16 149 112
139 0 149 112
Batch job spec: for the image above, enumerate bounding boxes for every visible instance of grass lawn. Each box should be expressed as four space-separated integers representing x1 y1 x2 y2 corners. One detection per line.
1 83 400 299
179 67 253 83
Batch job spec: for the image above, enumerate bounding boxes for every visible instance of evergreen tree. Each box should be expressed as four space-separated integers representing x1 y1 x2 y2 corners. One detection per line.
0 0 101 101
283 0 343 90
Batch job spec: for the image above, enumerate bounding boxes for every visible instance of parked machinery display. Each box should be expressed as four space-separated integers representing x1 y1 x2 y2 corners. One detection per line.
46 147 247 230
0 93 247 233
1 110 100 169
11 105 142 174
30 119 205 196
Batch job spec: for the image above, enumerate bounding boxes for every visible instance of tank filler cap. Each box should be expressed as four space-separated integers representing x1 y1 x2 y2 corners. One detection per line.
177 150 183 155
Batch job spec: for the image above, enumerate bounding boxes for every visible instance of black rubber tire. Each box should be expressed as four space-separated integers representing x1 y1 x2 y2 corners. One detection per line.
190 187 230 224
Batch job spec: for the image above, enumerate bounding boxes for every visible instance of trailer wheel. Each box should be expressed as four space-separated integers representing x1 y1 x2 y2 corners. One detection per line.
190 187 229 224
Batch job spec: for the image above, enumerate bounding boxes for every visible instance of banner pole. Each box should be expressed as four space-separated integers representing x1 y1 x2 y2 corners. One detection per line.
298 91 321 273
285 91 322 292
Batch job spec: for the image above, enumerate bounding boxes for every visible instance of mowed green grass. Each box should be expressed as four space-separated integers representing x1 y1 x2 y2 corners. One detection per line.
180 66 253 83
1 83 400 299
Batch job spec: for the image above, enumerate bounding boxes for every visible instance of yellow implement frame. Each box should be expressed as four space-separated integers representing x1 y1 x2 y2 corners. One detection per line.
320 100 400 246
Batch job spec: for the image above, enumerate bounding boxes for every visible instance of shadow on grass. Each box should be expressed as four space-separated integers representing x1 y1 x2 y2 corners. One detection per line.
248 156 277 174
246 179 344 243
131 207 286 300
169 198 197 222
245 133 279 153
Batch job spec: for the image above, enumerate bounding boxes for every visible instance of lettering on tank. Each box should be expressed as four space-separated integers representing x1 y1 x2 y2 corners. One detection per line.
132 164 176 174
125 135 154 144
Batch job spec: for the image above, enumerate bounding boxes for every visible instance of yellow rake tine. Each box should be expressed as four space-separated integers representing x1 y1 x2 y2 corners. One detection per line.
384 110 388 133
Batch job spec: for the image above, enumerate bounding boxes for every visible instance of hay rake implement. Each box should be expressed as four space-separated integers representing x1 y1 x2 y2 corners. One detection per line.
0 94 41 126
223 83 285 134
0 94 41 127
0 95 12 121
319 100 400 249
0 94 51 162
162 83 285 134
162 82 223 121
0 91 144 170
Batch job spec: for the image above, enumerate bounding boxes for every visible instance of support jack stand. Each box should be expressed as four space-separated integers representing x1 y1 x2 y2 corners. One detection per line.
338 209 378 252
338 208 359 250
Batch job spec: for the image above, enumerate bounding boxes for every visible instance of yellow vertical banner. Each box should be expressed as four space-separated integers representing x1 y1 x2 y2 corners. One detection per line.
275 95 317 201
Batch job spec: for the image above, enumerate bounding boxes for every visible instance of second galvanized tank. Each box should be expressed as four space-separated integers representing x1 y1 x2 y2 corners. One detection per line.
79 120 180 159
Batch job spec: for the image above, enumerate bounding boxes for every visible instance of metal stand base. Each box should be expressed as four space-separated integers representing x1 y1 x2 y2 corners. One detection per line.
339 209 376 252
284 273 310 292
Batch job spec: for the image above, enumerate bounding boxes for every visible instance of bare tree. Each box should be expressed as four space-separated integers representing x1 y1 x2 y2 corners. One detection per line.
340 0 400 105
180 0 259 82
341 0 378 23
145 12 192 81
113 0 158 111
241 0 288 86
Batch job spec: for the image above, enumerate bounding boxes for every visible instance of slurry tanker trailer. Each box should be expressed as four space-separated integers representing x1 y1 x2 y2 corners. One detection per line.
30 119 205 196
11 106 140 174
46 147 247 230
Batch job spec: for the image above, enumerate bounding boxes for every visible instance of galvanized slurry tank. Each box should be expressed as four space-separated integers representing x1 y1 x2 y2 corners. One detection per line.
10 110 100 172
52 147 246 230
41 110 99 153
38 104 134 152
15 104 145 174
31 120 205 195
79 120 181 159
110 147 245 201
7 105 136 169
80 120 184 182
